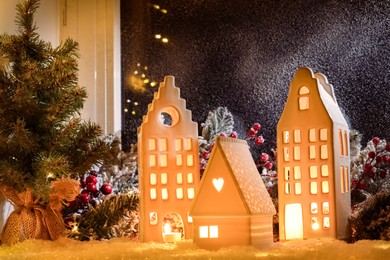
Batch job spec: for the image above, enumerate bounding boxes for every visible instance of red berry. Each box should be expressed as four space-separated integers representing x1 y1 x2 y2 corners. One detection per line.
67 200 76 207
253 123 261 131
229 131 238 138
89 170 98 176
264 162 273 170
380 171 387 179
358 182 366 190
202 151 210 159
219 132 227 137
100 183 113 195
372 137 380 146
248 128 257 137
385 143 390 152
260 152 269 162
369 171 376 178
382 155 389 164
368 151 376 158
255 136 265 145
87 183 97 192
80 179 87 188
375 155 382 163
86 175 98 184
364 163 373 173
77 193 89 204
81 189 89 195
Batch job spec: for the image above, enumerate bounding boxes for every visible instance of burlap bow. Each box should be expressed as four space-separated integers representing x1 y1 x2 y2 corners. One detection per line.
0 179 79 245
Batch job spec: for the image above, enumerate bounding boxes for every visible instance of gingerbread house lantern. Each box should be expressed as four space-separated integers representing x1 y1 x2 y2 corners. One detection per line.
277 67 351 241
138 76 200 242
190 137 276 250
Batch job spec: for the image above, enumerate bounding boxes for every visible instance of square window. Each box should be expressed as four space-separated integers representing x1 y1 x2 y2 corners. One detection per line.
299 97 309 110
284 147 290 162
310 166 318 178
283 131 290 144
209 226 218 238
185 138 192 150
322 181 329 193
160 154 168 167
323 217 330 229
159 138 167 151
149 155 156 167
187 213 193 223
310 182 318 194
294 166 301 179
311 203 318 214
162 188 168 200
309 129 316 142
175 139 182 151
294 130 301 143
176 188 183 199
320 129 327 141
176 173 183 184
150 212 158 225
150 188 157 200
187 155 194 167
187 173 193 183
161 173 168 184
284 167 290 181
295 183 302 194
294 146 301 160
322 202 330 214
199 226 208 238
309 145 316 159
187 188 195 199
148 139 156 151
321 165 329 177
150 173 157 185
320 145 328 159
176 154 183 166
311 217 319 230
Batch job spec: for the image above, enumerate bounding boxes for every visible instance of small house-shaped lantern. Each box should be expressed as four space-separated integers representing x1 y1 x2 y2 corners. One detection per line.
138 76 199 242
277 67 350 240
190 137 276 250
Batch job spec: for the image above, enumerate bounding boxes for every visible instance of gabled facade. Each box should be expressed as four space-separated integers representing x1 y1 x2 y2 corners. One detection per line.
277 67 350 241
190 137 276 250
138 76 199 242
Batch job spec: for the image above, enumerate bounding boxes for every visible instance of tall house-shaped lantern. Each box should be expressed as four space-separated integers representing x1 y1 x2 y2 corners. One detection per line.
190 137 276 250
277 67 350 241
138 76 199 242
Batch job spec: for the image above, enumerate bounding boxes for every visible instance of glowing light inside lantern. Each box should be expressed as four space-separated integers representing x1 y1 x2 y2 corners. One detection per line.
285 203 303 239
311 217 320 230
162 223 181 243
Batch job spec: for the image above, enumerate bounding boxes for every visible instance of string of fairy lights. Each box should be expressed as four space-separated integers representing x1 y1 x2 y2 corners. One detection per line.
124 3 170 117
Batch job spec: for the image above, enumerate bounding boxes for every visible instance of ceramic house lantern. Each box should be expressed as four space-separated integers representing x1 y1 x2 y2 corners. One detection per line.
137 76 200 243
190 137 276 250
277 67 351 241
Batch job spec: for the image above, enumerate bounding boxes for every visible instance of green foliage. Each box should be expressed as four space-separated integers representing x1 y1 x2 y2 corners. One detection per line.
68 192 139 241
200 107 234 142
0 0 108 203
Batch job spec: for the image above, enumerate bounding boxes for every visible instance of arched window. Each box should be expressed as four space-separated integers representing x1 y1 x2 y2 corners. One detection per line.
299 86 310 110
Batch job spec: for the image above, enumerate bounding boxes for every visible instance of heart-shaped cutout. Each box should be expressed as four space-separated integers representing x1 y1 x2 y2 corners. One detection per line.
212 178 224 192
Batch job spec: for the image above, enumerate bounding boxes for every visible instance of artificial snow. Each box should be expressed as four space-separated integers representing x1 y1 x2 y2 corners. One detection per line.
0 238 389 259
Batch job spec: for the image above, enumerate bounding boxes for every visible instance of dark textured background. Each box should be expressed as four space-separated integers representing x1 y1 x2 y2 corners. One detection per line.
121 0 390 151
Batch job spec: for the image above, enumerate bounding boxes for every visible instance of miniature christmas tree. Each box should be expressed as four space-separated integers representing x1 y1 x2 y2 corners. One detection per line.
0 0 108 243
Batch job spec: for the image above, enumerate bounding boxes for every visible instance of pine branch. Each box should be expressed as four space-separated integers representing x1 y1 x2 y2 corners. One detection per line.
201 107 234 142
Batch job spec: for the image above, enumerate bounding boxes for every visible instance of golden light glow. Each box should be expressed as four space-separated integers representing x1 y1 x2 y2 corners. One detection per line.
311 217 320 230
155 34 162 39
285 203 303 239
150 81 157 87
134 102 139 106
46 172 54 179
153 4 160 10
131 111 136 115
162 38 169 43
164 223 171 234
161 9 167 14
144 79 150 84
124 108 128 112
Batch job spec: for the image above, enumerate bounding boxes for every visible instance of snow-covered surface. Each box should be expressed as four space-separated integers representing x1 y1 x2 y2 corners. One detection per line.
0 238 389 259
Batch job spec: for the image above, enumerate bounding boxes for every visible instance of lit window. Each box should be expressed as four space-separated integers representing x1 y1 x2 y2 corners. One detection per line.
187 155 194 167
150 212 158 225
321 165 329 177
338 129 344 156
159 138 167 151
199 226 208 238
322 202 330 214
323 217 330 229
284 167 290 181
148 139 156 151
176 154 183 166
311 217 319 230
284 147 290 162
310 166 318 178
299 97 309 110
309 129 316 142
309 145 316 159
175 139 182 151
162 188 168 200
294 130 301 143
149 155 156 167
285 183 291 195
283 131 290 144
294 146 301 160
294 166 301 179
311 203 318 214
150 173 157 185
340 166 345 193
187 213 193 223
344 166 349 192
160 154 168 167
209 226 218 238
187 173 193 183
299 86 310 95
320 129 327 141
310 182 318 194
322 181 329 193
187 188 195 199
161 173 168 184
185 138 192 150
176 173 183 184
176 188 183 199
295 183 302 194
150 188 157 200
344 131 349 156
320 145 328 159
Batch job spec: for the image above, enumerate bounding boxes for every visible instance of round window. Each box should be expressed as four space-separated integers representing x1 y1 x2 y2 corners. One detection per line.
159 107 179 127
